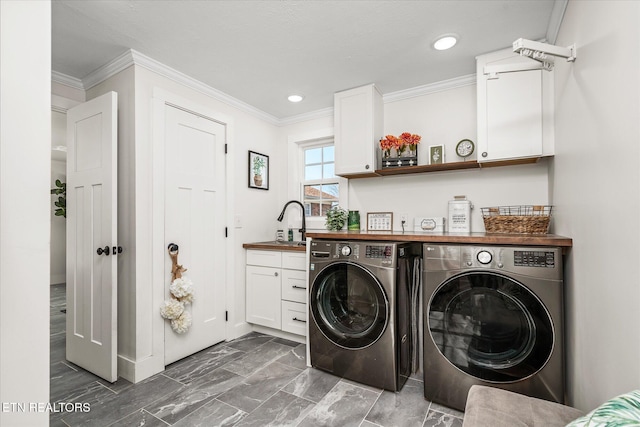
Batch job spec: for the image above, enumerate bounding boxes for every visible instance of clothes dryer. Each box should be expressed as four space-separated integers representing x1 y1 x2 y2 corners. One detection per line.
423 244 564 411
309 240 421 391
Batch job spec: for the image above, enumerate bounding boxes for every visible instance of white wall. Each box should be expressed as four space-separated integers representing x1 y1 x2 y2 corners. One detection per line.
361 85 549 231
551 0 640 410
0 1 51 425
85 64 282 381
282 85 551 233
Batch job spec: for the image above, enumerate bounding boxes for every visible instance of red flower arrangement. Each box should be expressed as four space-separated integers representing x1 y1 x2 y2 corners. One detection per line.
380 133 422 158
399 132 422 153
379 135 399 158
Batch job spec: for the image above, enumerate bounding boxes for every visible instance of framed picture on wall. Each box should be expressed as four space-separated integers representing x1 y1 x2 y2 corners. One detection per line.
429 145 445 165
248 151 269 190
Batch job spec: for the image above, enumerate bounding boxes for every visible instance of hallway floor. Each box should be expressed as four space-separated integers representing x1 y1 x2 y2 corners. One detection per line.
50 283 464 426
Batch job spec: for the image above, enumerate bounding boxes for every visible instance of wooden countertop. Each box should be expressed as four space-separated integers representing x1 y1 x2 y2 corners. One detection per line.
305 230 573 248
242 241 307 252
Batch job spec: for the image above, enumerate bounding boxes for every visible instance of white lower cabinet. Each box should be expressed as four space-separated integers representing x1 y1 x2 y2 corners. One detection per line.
246 265 281 329
246 249 307 337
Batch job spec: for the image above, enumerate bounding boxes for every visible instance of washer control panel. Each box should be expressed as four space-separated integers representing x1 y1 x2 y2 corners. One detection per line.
424 244 562 279
365 245 393 259
514 250 556 268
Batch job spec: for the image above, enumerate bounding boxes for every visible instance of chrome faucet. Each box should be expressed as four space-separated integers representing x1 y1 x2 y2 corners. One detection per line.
277 200 306 242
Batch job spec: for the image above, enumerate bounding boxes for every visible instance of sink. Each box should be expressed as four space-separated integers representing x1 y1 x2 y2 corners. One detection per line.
258 240 307 247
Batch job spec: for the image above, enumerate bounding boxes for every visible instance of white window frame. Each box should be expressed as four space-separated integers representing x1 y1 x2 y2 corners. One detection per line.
301 140 339 220
287 128 348 231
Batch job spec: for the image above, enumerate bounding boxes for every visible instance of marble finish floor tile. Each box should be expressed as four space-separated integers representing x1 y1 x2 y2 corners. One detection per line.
61 374 183 426
276 343 308 370
216 361 303 413
172 399 247 427
145 368 244 424
109 409 168 427
365 378 430 427
283 367 341 403
297 380 381 427
423 410 464 427
234 390 315 427
163 344 244 385
50 286 465 427
223 340 296 377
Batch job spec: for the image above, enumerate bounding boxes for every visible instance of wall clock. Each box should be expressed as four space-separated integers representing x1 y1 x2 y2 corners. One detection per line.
456 139 475 159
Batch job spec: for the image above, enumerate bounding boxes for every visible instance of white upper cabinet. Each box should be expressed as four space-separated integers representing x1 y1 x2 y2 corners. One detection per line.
476 48 554 163
334 84 383 177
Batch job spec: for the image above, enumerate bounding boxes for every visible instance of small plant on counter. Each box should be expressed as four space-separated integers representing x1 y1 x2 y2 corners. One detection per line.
325 206 348 231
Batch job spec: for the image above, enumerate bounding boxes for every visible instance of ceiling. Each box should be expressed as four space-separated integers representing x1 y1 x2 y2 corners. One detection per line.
52 0 563 121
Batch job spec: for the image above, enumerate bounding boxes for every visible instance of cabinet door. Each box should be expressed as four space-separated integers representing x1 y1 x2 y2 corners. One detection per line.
281 269 307 304
482 70 543 161
246 265 281 329
334 84 383 176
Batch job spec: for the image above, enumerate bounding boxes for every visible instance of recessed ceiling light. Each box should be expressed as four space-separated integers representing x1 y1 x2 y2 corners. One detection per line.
433 35 458 51
288 94 304 103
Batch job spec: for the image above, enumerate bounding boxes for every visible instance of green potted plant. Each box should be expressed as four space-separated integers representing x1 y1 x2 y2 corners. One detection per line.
253 156 266 187
51 179 66 218
325 206 348 231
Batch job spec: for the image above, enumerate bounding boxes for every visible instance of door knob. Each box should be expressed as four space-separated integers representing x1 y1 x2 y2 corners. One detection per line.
96 246 110 256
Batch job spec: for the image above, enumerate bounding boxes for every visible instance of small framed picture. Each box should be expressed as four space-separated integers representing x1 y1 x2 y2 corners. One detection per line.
367 212 393 231
429 145 445 165
249 151 269 190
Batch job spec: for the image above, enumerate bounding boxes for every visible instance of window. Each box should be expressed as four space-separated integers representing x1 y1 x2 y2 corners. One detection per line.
302 143 339 217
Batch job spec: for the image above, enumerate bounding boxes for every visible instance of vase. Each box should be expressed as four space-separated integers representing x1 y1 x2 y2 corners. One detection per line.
254 175 263 186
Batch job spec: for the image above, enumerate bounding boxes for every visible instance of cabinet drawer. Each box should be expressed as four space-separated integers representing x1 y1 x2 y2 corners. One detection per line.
281 301 307 336
247 250 282 268
281 269 307 304
282 251 306 271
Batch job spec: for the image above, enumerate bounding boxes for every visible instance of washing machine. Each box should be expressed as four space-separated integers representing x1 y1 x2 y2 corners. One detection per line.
423 244 564 411
308 240 421 391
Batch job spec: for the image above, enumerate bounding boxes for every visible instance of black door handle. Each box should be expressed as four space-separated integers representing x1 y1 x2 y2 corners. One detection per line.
97 246 110 256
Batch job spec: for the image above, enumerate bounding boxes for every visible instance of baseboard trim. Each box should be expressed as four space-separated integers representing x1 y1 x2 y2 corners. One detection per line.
117 354 164 384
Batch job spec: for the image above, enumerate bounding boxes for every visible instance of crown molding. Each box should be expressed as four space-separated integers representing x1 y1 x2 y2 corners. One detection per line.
52 49 476 126
278 75 477 126
383 74 476 104
79 49 280 125
278 107 334 126
51 70 84 90
82 49 134 90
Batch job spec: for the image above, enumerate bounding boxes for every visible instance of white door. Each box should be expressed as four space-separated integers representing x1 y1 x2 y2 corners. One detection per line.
66 92 118 382
164 105 227 364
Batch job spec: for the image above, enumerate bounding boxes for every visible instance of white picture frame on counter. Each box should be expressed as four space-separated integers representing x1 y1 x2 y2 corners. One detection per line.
367 212 393 231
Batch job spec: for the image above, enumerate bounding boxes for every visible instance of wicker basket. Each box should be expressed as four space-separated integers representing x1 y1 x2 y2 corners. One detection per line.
481 205 552 234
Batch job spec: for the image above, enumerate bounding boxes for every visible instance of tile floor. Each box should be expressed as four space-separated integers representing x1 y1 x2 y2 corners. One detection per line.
50 283 464 426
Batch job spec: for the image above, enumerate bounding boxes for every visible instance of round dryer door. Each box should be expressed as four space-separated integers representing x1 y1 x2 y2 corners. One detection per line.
310 261 389 350
428 271 554 383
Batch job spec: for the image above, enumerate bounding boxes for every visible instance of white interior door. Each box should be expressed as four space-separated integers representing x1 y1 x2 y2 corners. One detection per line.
164 105 227 364
66 92 118 382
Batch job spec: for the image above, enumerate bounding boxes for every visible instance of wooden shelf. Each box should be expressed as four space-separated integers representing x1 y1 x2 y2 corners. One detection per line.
340 157 545 179
375 160 479 176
